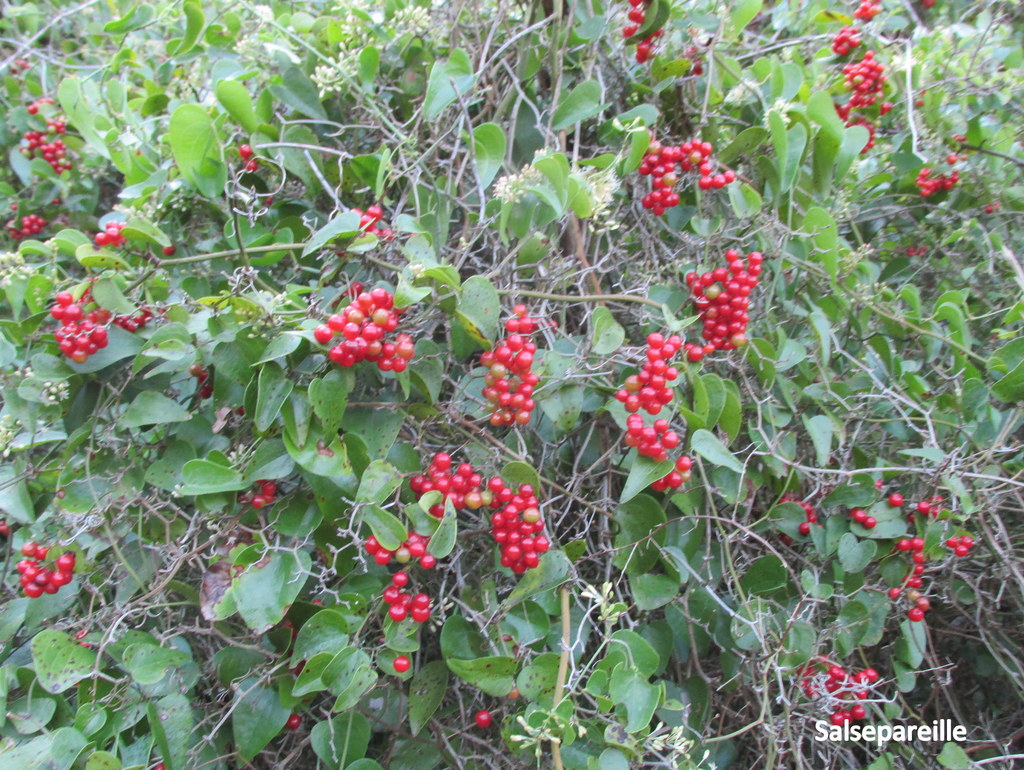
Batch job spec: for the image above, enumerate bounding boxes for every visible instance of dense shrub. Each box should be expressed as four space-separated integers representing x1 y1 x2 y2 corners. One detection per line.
0 0 1022 768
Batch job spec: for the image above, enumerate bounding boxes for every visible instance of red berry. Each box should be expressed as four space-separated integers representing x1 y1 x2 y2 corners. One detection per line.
162 245 177 257
393 655 411 673
888 493 904 507
285 713 301 730
907 607 925 622
474 709 493 728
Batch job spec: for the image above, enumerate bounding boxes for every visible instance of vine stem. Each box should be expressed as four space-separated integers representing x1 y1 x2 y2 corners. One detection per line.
157 242 404 273
499 288 663 310
552 586 571 770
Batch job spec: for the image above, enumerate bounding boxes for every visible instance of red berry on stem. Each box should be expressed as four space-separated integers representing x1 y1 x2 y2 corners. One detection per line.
474 709 493 728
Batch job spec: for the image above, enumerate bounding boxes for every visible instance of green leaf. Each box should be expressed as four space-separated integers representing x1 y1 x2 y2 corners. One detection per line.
30 630 97 694
552 80 605 131
804 207 839 280
84 752 122 770
936 742 971 770
446 656 517 696
591 306 625 355
456 275 501 344
147 694 192 770
625 0 670 44
180 459 245 495
104 5 155 33
608 668 662 732
233 550 311 633
613 494 666 574
739 555 787 595
168 104 226 198
119 392 190 428
308 369 353 436
717 127 768 165
57 77 109 159
121 643 190 685
620 454 673 504
167 0 205 56
823 479 875 507
408 661 449 736
283 431 352 478
310 713 371 767
727 182 762 218
632 574 679 611
291 610 349 665
807 90 845 145
90 277 136 313
232 678 290 762
837 533 877 573
302 210 361 256
537 385 584 433
500 461 540 491
356 460 402 504
690 429 744 473
802 414 833 467
215 79 260 134
727 0 763 37
503 550 572 608
473 123 506 187
423 50 476 120
428 500 457 559
363 505 407 551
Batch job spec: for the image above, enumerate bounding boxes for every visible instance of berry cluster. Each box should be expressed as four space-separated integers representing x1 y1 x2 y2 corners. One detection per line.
853 0 882 19
20 117 72 175
94 221 126 248
638 137 736 216
112 307 154 333
890 536 928 620
782 493 820 538
189 363 213 399
841 51 887 110
8 59 30 74
624 414 680 462
409 452 485 518
614 333 680 414
480 306 540 427
945 535 975 558
907 496 943 522
26 96 55 115
622 0 663 64
354 205 394 241
684 44 705 76
684 249 763 361
238 480 278 510
365 532 437 570
5 214 46 241
650 455 693 492
50 291 110 363
488 481 549 573
916 166 959 197
16 543 76 599
905 245 927 257
983 201 1002 215
382 571 434 623
848 507 878 529
238 144 259 173
800 659 879 726
831 26 861 56
314 288 414 372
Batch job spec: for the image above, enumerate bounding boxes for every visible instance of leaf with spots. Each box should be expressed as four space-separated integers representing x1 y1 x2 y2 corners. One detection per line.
446 656 518 697
30 629 97 694
408 660 449 736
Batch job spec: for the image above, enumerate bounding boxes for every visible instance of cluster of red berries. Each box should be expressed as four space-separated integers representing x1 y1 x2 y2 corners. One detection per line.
8 59 30 73
26 96 55 115
684 44 705 76
916 166 959 197
905 245 927 257
189 363 213 399
848 507 878 529
983 201 1001 214
354 205 394 242
94 221 126 248
5 214 46 241
238 480 277 510
238 144 259 173
841 51 887 110
800 659 880 725
685 250 763 360
112 307 154 333
945 535 975 558
21 120 72 175
382 571 434 623
831 26 861 56
314 288 414 372
480 306 540 427
409 452 485 518
489 482 549 573
890 534 928 620
16 543 76 599
853 0 882 19
650 455 693 491
638 137 736 216
622 0 663 64
624 414 680 462
614 333 680 414
50 291 110 363
903 496 943 523
781 493 820 539
365 532 437 570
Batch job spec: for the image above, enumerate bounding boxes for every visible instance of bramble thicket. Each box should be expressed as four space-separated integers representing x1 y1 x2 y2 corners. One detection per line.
0 0 1023 768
